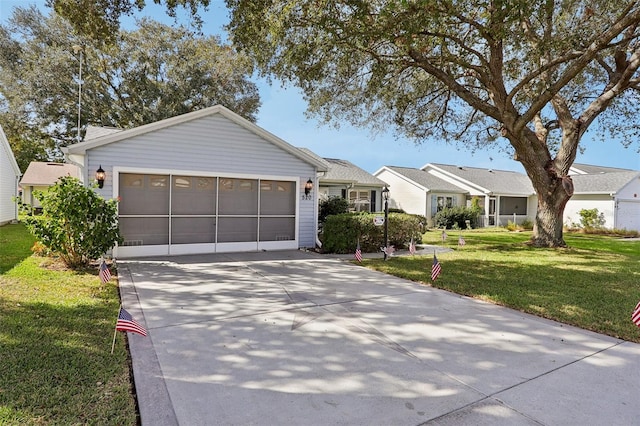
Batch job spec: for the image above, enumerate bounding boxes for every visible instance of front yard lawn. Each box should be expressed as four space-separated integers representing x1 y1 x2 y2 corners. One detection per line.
0 223 137 425
364 229 640 342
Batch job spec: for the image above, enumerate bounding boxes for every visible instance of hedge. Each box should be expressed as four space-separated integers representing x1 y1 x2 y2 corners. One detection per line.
321 212 426 254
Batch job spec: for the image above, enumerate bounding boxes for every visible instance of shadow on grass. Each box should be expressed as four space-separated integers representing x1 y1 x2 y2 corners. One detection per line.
0 299 138 424
367 253 640 342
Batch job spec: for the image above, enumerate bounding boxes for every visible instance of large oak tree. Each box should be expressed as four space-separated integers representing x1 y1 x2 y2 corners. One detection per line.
0 6 258 170
225 0 640 247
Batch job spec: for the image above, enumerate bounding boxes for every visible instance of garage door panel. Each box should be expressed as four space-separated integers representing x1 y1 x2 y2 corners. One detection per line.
120 217 169 246
218 217 258 242
171 217 216 244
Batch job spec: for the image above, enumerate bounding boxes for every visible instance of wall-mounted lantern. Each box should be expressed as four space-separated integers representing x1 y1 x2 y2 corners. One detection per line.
96 165 105 189
303 178 313 200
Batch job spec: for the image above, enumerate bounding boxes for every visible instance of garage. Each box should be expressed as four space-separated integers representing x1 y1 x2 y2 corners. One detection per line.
63 105 327 258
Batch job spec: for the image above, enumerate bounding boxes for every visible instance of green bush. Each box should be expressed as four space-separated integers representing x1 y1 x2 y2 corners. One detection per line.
24 176 123 268
578 208 606 228
321 212 425 253
319 196 349 223
434 206 480 229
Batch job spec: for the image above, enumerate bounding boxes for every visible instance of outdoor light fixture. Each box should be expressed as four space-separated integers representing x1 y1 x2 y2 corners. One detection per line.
382 186 390 260
303 178 313 200
96 165 105 189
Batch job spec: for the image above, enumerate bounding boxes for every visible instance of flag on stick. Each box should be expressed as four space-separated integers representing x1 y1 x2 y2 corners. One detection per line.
409 238 416 255
458 235 466 246
431 253 442 281
355 241 363 262
632 300 640 327
116 307 147 336
99 260 112 283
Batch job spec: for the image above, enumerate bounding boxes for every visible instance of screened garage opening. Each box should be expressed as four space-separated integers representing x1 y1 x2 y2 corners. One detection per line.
117 172 297 256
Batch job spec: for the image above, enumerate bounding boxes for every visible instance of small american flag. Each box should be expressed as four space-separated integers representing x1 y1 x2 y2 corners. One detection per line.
409 238 416 255
99 260 112 283
441 230 447 242
431 254 442 281
116 307 147 337
355 241 363 262
632 301 640 327
458 235 466 246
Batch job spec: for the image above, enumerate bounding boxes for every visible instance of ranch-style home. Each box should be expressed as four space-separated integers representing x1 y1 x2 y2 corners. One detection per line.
375 162 640 232
19 162 81 209
62 105 328 258
374 163 536 227
0 125 21 225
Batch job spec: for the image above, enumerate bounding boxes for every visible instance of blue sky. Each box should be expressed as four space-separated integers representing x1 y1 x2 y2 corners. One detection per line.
2 0 638 174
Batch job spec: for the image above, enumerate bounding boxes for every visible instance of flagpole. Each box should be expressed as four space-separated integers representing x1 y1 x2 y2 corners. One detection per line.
111 304 121 354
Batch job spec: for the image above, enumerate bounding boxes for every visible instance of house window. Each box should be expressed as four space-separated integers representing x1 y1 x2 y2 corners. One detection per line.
349 190 371 212
436 196 454 212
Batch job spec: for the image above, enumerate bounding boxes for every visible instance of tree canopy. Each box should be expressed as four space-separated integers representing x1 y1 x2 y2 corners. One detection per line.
226 0 640 246
0 6 259 170
47 0 211 43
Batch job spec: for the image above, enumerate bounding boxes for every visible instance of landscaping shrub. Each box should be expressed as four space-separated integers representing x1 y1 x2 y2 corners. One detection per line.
319 196 349 223
321 212 425 253
578 208 606 228
24 176 123 268
434 206 480 229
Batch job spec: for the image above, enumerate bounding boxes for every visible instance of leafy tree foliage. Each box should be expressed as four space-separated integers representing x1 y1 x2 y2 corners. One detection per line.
47 0 211 43
0 6 259 165
226 0 640 247
24 177 123 268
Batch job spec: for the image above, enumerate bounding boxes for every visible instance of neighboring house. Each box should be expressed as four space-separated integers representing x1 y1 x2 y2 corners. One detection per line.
375 163 536 227
565 164 640 231
299 148 387 212
0 125 21 225
19 162 81 209
62 105 328 258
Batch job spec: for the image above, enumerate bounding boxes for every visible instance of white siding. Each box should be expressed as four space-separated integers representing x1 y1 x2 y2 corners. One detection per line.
564 195 615 228
86 114 318 250
0 127 20 225
376 170 427 216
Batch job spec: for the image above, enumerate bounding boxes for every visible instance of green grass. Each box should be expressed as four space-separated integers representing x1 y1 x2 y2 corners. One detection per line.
0 223 137 425
364 228 640 342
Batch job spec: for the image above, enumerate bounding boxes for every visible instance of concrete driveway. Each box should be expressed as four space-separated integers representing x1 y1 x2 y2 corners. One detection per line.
118 250 640 425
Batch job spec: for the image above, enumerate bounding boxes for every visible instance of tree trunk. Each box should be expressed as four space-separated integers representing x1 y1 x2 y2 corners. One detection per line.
531 187 569 247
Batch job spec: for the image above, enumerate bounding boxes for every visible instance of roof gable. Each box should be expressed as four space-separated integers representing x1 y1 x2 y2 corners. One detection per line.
64 105 327 172
0 125 21 177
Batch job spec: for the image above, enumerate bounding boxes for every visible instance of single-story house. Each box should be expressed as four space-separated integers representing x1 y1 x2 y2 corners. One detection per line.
374 163 536 227
565 164 640 231
62 105 328 258
19 162 81 208
299 148 387 212
0 125 21 225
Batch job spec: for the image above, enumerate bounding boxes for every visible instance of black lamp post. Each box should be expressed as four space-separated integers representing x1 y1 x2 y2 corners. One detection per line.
382 186 390 260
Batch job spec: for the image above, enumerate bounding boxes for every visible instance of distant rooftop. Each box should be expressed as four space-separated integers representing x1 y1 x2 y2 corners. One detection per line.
19 162 80 186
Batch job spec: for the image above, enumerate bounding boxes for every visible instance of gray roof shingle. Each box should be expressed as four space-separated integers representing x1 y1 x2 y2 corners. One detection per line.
427 163 535 195
298 148 386 186
384 166 467 192
571 171 640 193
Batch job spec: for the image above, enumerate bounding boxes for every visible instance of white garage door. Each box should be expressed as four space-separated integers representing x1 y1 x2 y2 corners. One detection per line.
616 200 640 232
116 173 298 257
